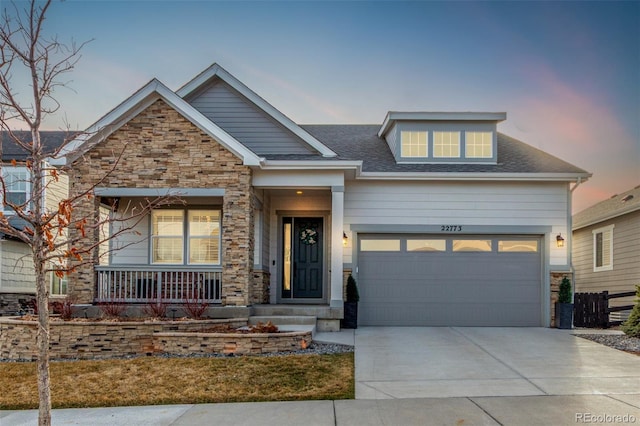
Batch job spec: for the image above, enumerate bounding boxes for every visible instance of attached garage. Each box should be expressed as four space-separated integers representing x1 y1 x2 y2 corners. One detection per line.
357 234 543 326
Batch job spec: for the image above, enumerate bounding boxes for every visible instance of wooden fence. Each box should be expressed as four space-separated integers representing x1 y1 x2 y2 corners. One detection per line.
573 290 636 328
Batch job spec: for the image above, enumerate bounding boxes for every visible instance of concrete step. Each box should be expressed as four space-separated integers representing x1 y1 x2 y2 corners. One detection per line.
251 304 340 319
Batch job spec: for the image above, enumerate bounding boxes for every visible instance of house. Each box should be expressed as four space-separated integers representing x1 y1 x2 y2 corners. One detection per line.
573 185 640 319
0 131 69 315
61 63 590 329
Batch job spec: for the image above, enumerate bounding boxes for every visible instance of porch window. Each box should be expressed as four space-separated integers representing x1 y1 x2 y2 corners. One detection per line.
151 209 221 265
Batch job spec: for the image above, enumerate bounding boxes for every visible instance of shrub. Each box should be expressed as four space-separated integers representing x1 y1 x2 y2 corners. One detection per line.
50 295 75 320
621 285 640 338
143 298 168 319
346 274 359 303
183 296 209 320
98 300 127 319
558 277 572 304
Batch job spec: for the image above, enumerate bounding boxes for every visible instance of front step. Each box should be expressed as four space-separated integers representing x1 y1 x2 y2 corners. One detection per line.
248 315 317 338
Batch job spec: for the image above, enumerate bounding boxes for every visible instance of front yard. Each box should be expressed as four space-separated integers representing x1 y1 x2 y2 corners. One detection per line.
0 353 354 410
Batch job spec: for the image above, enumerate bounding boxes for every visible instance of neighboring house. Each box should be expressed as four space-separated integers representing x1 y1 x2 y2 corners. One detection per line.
0 131 69 315
573 185 640 319
61 63 590 329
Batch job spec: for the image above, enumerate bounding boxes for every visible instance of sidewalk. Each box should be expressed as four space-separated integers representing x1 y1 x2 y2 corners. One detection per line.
3 394 640 426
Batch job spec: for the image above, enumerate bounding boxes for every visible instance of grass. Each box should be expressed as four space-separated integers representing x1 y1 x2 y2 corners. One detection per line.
0 353 354 410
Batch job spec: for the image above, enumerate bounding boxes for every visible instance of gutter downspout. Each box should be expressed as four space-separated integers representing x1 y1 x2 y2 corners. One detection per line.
568 177 584 293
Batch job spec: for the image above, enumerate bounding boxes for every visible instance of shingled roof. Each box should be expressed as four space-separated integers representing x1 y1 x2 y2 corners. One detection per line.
265 125 588 175
573 184 640 230
1 131 71 161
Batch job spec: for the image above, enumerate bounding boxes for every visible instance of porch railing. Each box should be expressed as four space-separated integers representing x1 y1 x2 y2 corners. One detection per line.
95 266 222 303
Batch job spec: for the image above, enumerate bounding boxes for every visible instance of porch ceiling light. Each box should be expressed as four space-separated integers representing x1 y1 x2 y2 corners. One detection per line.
296 190 303 195
343 232 348 246
556 233 565 248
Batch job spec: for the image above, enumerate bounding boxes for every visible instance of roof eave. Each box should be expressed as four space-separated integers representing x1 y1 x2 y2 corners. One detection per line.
60 79 262 167
356 172 591 182
573 204 640 231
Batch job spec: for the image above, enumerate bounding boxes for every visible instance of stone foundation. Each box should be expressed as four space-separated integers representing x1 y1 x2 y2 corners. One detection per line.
156 330 311 356
0 294 35 316
0 317 247 360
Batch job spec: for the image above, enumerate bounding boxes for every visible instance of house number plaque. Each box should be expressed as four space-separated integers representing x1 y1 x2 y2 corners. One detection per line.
441 225 463 232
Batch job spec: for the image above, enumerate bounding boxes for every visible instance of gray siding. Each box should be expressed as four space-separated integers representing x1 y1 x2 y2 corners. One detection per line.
187 79 314 155
573 210 640 308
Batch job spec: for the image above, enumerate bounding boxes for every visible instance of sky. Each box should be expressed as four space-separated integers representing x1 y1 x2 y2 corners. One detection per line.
5 0 640 213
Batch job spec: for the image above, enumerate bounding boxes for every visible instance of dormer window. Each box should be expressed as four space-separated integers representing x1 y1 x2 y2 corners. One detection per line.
433 131 461 158
379 112 505 164
400 131 427 158
465 131 493 158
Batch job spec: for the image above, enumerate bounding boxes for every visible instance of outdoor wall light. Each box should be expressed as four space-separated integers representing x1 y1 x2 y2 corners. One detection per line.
343 232 348 246
556 233 565 248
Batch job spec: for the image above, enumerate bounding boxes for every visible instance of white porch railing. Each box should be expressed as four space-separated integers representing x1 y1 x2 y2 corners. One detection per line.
95 266 222 303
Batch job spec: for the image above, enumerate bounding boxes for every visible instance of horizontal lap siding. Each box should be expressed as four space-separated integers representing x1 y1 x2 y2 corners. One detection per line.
188 80 313 155
344 181 568 264
573 211 640 307
0 241 36 293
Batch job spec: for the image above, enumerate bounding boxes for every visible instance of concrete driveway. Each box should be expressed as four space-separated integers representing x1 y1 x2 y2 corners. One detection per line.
355 327 640 399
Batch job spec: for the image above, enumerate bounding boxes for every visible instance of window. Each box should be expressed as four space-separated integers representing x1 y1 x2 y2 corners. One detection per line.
2 169 29 212
151 209 221 265
498 240 539 252
465 132 493 158
401 131 427 158
407 239 446 252
360 239 401 252
453 239 492 252
50 272 68 296
593 225 614 271
433 132 460 158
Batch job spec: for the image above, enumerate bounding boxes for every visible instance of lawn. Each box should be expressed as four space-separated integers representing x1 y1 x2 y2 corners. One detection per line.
0 353 354 410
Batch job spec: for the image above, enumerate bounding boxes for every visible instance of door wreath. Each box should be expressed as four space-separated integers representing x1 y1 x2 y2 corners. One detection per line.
300 226 318 245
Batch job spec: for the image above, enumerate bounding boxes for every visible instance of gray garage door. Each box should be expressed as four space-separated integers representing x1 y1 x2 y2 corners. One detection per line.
358 235 542 326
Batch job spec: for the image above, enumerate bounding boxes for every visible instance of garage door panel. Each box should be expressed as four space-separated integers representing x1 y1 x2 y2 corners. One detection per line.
358 234 542 326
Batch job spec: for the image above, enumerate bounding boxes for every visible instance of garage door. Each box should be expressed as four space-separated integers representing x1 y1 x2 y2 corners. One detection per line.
358 235 542 326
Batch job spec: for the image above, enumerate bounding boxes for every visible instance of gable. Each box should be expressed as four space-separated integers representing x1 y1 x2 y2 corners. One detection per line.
185 78 315 156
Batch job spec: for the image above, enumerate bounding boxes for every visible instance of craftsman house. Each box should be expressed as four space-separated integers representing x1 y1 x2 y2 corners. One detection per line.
573 184 640 319
61 63 590 329
0 131 69 315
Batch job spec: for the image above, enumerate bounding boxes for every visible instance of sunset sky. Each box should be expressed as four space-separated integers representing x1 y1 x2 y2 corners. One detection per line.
8 0 639 213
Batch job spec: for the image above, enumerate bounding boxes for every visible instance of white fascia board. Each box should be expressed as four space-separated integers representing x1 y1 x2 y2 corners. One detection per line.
177 63 337 158
356 171 592 182
258 160 362 170
378 111 507 138
58 79 261 167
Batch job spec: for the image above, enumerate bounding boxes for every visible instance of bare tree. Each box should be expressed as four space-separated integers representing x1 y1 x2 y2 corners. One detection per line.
0 2 174 424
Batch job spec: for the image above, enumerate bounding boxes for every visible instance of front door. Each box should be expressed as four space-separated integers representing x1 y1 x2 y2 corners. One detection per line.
282 217 323 299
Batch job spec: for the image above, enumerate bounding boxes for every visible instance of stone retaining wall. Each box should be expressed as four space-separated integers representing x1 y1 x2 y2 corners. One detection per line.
156 331 312 356
0 317 247 360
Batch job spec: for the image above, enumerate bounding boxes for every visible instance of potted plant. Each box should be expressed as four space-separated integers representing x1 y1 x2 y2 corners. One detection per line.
342 274 359 329
555 277 573 329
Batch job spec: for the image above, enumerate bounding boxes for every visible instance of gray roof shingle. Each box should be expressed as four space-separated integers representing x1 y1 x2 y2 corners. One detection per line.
269 125 588 175
573 185 640 230
1 131 70 161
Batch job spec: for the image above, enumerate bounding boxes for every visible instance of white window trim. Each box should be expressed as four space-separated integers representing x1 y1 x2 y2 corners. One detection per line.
592 224 614 272
400 130 428 158
150 208 222 266
1 166 31 214
433 131 461 158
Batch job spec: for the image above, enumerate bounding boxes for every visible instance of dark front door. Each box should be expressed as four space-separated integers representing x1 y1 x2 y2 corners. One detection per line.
282 217 323 299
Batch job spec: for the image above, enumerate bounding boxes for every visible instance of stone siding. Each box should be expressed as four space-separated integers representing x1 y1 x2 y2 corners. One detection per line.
0 317 247 360
251 269 270 304
0 294 35 316
156 330 311 356
69 99 254 306
550 272 573 327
